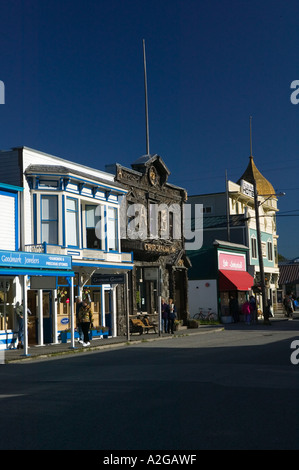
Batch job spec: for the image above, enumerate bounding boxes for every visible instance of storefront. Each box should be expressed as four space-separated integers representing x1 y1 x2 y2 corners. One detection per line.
217 246 254 322
106 154 190 330
188 240 254 323
0 250 73 352
69 262 133 338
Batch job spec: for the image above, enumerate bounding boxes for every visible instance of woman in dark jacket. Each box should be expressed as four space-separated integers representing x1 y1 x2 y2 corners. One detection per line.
78 302 94 346
167 298 177 334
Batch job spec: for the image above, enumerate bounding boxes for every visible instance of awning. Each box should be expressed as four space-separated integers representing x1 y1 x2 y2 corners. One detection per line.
219 270 254 291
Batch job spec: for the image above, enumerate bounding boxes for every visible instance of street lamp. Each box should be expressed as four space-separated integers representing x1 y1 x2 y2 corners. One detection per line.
253 182 285 324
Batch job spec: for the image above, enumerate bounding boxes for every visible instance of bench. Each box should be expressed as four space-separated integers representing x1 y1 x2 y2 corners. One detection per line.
141 316 157 334
130 316 157 335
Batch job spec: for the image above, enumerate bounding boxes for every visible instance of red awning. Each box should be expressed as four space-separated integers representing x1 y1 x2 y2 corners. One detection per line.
219 270 254 292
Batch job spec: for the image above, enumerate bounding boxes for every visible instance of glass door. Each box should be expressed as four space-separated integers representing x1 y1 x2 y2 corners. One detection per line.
104 289 112 335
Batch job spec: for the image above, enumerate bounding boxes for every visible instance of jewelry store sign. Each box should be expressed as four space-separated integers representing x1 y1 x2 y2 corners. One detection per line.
0 251 72 270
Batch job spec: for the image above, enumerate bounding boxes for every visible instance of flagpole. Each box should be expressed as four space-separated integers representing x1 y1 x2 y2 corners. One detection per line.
143 39 150 155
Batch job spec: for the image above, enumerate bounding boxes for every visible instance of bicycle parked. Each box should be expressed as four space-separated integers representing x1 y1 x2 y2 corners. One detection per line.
193 307 217 322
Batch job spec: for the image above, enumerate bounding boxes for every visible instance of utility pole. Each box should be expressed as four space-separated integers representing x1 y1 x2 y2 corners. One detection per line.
143 39 150 155
225 170 230 242
253 181 269 324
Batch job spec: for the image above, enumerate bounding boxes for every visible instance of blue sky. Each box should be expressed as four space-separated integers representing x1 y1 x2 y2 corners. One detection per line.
0 0 298 258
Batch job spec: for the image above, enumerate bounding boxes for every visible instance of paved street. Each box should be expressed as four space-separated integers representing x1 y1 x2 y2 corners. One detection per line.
0 320 298 450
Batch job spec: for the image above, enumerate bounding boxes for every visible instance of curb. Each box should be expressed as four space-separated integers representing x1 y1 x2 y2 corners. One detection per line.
3 327 225 364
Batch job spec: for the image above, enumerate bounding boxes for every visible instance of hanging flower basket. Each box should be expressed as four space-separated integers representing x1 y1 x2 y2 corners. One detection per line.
82 287 91 302
57 288 68 303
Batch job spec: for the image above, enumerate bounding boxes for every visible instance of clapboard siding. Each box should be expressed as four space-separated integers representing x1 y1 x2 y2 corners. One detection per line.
0 150 21 186
0 193 16 250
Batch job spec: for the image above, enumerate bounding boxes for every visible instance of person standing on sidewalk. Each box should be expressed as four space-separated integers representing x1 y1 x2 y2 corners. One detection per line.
168 298 177 334
285 295 294 319
161 298 169 334
15 301 32 350
76 296 84 344
78 301 94 347
249 295 257 324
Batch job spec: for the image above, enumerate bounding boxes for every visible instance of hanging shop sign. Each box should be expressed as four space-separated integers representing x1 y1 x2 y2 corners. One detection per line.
30 276 57 290
143 243 177 254
240 179 254 198
91 274 125 285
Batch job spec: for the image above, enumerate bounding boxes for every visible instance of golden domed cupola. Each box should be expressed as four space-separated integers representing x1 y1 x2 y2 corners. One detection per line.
237 156 275 196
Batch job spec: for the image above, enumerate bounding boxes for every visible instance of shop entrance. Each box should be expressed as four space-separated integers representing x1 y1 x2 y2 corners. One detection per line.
42 291 53 344
136 267 159 314
104 289 112 335
27 290 53 345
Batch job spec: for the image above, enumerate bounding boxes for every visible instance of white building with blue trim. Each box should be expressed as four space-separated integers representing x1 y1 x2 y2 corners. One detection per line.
0 146 133 349
0 181 74 351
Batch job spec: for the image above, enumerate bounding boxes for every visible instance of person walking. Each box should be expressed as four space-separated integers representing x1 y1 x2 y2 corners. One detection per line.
15 301 32 349
167 298 177 334
242 300 251 325
249 295 257 324
161 298 169 334
78 301 94 347
285 295 294 319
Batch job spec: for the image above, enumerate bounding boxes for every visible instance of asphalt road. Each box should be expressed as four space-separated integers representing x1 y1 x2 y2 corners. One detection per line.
0 321 298 450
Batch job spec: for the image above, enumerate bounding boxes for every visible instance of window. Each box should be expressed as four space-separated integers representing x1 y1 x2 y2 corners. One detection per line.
66 197 78 247
169 212 174 240
107 207 118 251
251 236 257 259
86 204 102 250
41 195 58 245
262 242 267 258
267 240 273 261
39 180 58 189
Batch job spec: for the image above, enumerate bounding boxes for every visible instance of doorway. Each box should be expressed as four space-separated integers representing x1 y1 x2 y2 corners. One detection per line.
43 291 53 344
104 289 112 335
34 291 53 345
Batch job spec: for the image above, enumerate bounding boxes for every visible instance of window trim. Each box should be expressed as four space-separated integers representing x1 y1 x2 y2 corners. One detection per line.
41 194 58 245
267 239 273 261
85 203 103 251
107 206 119 252
66 196 79 248
251 235 257 259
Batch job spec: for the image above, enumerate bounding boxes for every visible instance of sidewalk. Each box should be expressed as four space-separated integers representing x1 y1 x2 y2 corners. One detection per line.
4 312 295 364
3 325 224 364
